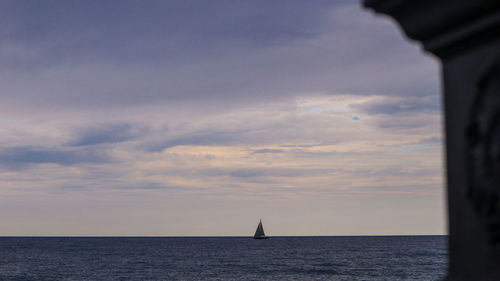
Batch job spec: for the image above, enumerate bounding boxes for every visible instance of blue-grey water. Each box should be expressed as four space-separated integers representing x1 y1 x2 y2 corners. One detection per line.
0 236 446 280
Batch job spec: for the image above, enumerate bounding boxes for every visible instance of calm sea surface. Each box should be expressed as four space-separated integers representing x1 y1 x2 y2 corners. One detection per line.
0 236 447 280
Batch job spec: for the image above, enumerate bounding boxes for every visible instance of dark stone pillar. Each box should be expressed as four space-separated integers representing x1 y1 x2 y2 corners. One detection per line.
363 1 500 280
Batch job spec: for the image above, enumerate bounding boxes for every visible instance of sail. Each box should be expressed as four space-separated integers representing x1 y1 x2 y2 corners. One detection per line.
253 220 267 239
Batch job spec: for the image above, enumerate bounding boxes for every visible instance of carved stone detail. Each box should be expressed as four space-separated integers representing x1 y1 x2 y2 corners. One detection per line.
466 56 500 244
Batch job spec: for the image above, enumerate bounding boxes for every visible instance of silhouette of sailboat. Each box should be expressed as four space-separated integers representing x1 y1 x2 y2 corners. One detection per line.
253 219 268 239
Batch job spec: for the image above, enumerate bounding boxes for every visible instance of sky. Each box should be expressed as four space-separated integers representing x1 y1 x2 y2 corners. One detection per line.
0 0 444 236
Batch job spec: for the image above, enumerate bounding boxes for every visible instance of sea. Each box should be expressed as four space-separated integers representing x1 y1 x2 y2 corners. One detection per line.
0 236 447 280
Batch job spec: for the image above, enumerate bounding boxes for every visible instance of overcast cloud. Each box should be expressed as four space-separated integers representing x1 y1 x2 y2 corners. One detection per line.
0 1 444 236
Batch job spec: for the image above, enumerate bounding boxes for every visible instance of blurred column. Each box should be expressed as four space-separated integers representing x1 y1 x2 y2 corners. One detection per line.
363 0 500 280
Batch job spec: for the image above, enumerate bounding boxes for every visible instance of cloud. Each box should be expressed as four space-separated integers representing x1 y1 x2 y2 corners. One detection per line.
0 2 439 117
227 168 265 178
112 182 170 190
252 148 285 154
0 146 109 169
349 95 440 116
415 136 442 145
68 123 143 146
349 184 442 195
226 167 338 178
0 0 335 64
141 131 241 152
0 2 445 235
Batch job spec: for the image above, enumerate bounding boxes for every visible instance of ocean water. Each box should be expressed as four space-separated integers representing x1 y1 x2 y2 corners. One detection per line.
0 236 447 280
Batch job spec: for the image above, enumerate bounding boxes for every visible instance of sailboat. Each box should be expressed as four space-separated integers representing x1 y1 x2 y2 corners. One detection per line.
253 219 268 239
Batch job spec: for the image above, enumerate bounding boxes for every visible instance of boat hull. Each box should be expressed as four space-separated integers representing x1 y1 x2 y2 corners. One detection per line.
253 236 269 239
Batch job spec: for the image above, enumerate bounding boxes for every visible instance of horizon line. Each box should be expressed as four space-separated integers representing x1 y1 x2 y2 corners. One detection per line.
0 234 447 238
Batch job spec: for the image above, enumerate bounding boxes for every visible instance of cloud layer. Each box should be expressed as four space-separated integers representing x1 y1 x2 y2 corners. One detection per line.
0 1 444 236
0 1 438 115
